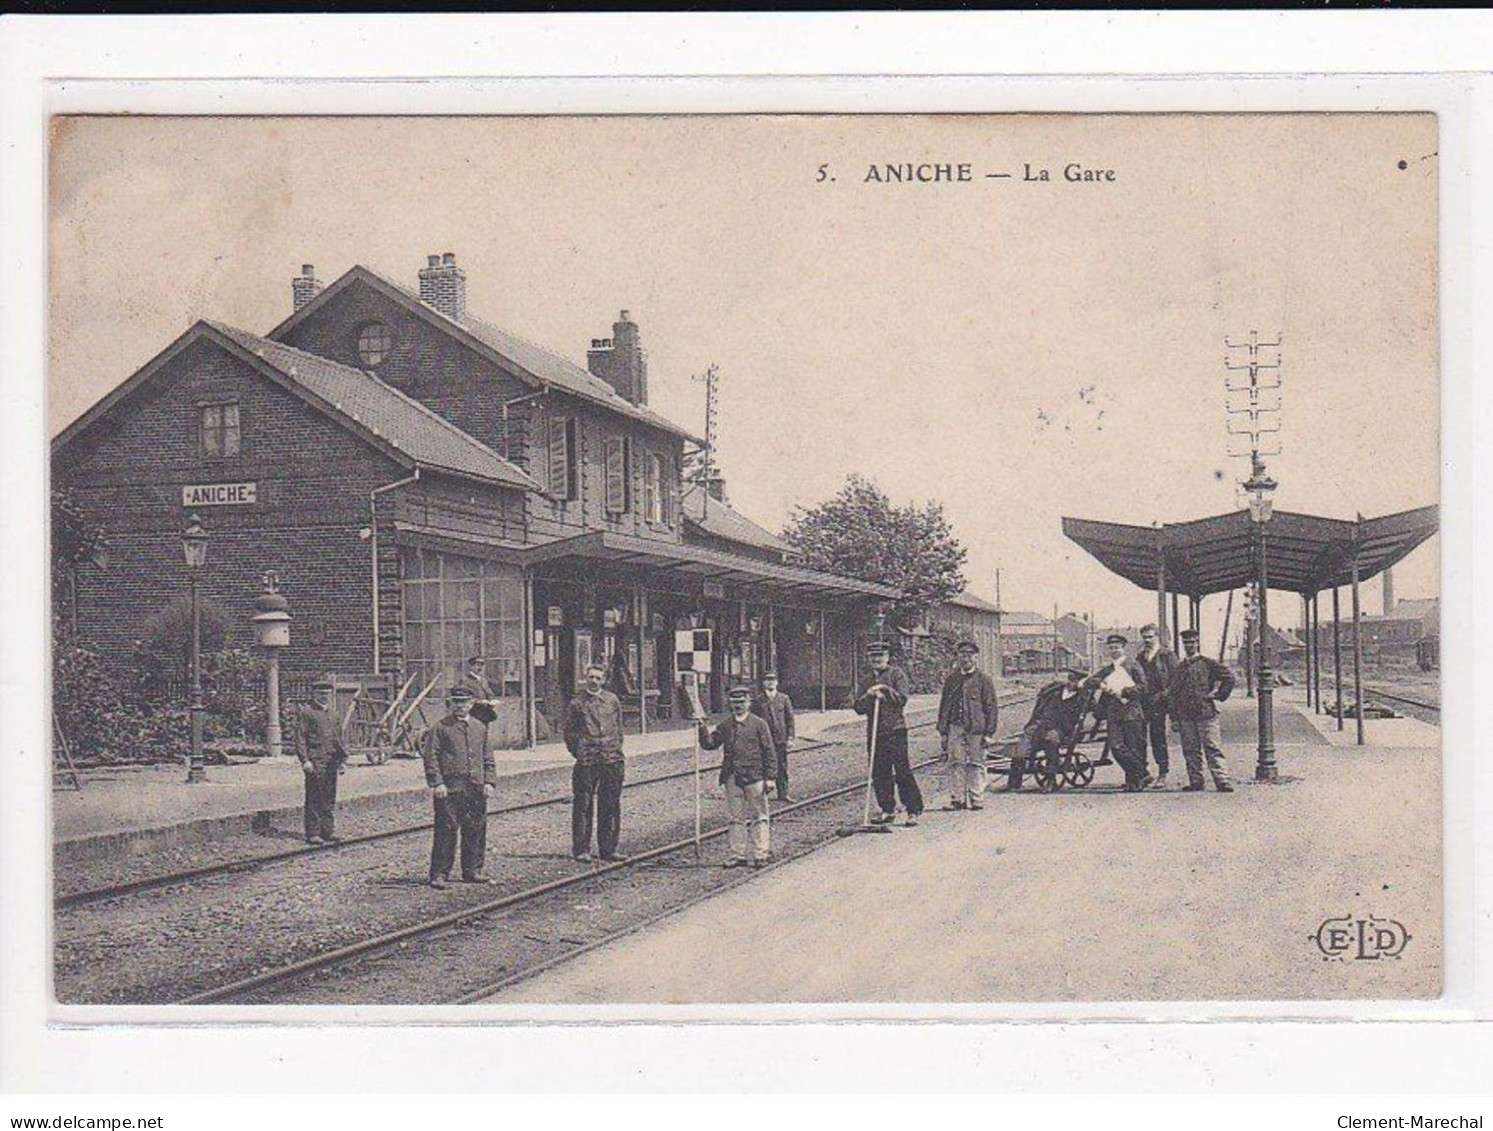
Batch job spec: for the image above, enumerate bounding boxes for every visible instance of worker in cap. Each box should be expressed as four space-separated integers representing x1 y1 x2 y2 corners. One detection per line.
699 682 777 867
1006 667 1090 791
1168 628 1236 792
936 640 999 810
752 669 796 802
420 683 498 888
294 675 349 845
563 663 628 862
1083 633 1152 790
1135 623 1180 790
855 639 924 825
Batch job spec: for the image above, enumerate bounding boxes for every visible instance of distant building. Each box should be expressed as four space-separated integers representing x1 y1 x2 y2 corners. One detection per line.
1310 597 1438 663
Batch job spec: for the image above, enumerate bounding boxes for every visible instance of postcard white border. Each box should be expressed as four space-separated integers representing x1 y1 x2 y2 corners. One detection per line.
2 12 1489 1094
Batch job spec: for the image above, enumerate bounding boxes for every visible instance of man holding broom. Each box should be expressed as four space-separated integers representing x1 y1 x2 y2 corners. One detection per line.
853 640 924 827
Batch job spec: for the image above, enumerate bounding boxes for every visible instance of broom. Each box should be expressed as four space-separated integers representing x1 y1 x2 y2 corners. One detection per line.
837 691 894 836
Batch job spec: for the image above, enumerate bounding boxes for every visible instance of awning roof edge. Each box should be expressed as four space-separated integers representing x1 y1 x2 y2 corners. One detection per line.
1062 504 1438 596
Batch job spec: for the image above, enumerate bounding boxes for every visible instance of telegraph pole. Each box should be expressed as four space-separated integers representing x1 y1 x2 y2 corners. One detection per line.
691 364 720 517
1225 330 1283 782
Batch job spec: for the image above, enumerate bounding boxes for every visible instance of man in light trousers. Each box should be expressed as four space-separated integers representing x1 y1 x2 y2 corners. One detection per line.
698 683 777 868
936 640 1000 810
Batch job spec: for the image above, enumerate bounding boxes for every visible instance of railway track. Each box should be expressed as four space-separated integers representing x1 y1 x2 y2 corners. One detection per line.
54 736 843 910
134 698 1033 1006
1360 685 1440 720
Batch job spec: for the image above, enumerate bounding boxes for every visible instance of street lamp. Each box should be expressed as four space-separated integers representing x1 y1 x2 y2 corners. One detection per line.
182 513 209 784
1244 456 1278 782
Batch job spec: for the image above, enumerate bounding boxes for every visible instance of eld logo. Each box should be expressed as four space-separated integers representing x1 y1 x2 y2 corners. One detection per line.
1314 915 1412 961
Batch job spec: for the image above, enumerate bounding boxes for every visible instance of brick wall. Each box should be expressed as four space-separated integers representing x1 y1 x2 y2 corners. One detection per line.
53 334 412 681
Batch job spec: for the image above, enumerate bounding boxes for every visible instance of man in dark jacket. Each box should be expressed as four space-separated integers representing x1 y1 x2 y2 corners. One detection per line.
1005 667 1090 791
420 685 498 888
699 684 777 867
752 670 796 802
1134 623 1180 789
1084 633 1152 791
294 676 348 845
563 663 628 863
1168 628 1236 793
935 640 1000 810
854 640 924 826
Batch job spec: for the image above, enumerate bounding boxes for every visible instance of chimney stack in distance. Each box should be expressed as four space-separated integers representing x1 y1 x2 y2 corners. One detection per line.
1382 567 1395 616
291 263 322 311
586 309 649 406
418 251 466 322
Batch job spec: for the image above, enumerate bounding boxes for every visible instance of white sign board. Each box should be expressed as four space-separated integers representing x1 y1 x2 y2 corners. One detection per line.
182 482 257 507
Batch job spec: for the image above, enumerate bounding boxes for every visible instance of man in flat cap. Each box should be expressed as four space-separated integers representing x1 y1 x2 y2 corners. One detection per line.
1135 623 1180 789
1005 666 1091 791
936 640 1000 811
420 685 498 888
563 663 628 863
294 676 348 845
699 683 777 867
855 640 925 825
1168 628 1236 792
752 670 796 802
1084 634 1152 791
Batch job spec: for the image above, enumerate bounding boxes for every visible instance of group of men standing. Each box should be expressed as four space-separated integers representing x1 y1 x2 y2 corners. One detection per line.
1010 624 1236 793
293 620 1238 891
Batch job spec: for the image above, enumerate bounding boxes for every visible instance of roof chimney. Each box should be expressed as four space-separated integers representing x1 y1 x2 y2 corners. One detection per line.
291 263 322 311
1382 567 1395 616
418 250 466 322
586 309 649 405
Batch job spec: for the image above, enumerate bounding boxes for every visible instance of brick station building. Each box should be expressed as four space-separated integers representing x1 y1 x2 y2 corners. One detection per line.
52 254 895 748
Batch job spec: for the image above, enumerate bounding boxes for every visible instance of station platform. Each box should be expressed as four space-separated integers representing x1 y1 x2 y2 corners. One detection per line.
52 696 937 863
495 693 1442 1005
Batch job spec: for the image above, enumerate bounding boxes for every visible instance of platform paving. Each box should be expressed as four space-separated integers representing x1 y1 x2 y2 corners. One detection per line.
496 695 1442 1004
51 697 937 861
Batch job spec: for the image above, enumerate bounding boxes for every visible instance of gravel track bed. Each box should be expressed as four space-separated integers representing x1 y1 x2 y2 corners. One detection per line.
236 745 953 1005
52 741 754 903
55 719 919 1005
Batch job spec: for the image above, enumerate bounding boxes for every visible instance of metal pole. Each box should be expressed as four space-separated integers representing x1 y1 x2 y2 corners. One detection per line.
1171 592 1180 654
1333 586 1344 731
187 571 206 783
818 611 827 712
1218 588 1233 664
994 570 1004 678
1155 550 1168 646
1052 601 1060 672
1351 557 1365 746
523 571 537 749
264 650 283 758
636 586 648 736
1313 593 1323 714
1301 593 1311 710
1255 522 1277 781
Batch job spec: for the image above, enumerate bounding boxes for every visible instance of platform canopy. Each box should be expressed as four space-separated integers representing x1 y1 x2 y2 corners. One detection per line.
1062 505 1438 598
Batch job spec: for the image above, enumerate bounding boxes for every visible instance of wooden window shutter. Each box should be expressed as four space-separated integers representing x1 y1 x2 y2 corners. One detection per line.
605 436 627 514
548 415 572 500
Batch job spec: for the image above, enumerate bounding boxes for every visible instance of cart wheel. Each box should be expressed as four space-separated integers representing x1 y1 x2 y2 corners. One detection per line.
1033 754 1061 793
1067 751 1095 788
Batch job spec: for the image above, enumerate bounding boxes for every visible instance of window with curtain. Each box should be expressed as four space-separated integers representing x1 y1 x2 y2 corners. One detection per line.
200 402 241 458
605 435 632 515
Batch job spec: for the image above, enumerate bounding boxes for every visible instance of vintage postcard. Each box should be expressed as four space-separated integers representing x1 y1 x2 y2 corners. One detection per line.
45 111 1441 1013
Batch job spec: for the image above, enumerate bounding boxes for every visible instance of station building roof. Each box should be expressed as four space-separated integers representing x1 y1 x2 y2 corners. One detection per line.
1062 505 1439 598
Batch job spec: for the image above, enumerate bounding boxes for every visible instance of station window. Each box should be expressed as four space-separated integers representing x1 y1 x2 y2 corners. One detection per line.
200 402 241 458
548 415 578 501
645 453 664 524
605 435 632 515
357 322 393 367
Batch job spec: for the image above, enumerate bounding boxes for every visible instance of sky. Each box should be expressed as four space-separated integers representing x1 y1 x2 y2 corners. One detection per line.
48 114 1440 632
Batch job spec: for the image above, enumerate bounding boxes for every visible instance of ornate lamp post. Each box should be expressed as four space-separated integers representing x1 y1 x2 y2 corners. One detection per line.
1244 456 1278 782
251 572 292 758
181 514 210 784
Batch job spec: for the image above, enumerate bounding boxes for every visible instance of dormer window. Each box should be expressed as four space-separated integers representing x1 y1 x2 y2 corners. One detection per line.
357 322 392 367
